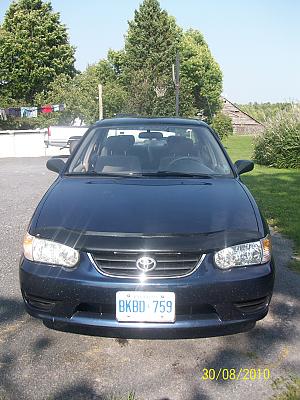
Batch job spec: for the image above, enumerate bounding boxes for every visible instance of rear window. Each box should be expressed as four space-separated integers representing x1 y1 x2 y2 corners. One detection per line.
67 124 233 177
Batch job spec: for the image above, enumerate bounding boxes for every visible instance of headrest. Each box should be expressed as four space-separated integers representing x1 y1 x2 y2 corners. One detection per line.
167 136 194 155
103 135 135 154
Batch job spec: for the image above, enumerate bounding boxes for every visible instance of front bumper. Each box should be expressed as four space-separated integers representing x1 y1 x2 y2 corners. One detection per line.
19 253 275 339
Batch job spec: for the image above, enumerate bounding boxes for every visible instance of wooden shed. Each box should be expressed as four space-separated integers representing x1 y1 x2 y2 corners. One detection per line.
221 97 265 135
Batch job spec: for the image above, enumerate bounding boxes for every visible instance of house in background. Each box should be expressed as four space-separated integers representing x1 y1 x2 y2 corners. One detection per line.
221 97 265 135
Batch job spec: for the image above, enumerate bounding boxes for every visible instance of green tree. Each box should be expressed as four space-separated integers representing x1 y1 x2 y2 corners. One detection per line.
0 0 224 129
107 49 126 79
34 61 128 126
123 0 182 116
180 29 223 122
211 112 233 140
122 1 222 120
238 102 294 123
0 0 76 104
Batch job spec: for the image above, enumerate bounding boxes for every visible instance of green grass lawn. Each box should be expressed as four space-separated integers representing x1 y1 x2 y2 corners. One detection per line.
271 376 300 400
223 135 300 270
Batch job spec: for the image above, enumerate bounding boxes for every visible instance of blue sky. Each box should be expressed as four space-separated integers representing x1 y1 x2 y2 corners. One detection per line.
1 0 299 103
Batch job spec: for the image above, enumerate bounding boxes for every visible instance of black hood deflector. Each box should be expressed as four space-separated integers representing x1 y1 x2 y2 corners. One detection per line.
34 227 261 253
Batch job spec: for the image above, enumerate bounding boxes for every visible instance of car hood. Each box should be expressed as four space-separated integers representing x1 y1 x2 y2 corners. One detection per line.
33 177 260 252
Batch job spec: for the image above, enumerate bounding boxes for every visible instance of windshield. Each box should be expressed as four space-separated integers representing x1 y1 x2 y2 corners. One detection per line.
67 124 233 177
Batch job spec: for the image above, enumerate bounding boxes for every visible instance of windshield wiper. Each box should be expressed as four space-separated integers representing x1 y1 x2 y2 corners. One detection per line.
138 171 214 178
66 171 214 178
65 171 140 178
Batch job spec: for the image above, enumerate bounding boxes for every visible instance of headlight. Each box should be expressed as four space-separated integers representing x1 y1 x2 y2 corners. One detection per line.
23 233 79 268
214 235 271 270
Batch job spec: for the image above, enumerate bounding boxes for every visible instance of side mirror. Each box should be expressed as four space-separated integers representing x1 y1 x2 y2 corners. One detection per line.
68 136 82 154
235 160 254 175
46 158 66 174
69 139 80 154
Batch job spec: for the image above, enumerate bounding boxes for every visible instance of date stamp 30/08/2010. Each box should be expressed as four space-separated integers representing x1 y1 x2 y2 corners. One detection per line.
201 368 271 381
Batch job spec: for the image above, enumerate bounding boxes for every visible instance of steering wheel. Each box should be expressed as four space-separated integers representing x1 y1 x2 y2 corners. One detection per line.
167 156 205 170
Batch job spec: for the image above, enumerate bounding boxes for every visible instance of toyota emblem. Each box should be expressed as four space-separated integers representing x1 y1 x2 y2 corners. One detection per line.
136 256 157 272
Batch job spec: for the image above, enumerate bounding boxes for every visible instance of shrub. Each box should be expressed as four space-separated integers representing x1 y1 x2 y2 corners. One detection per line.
254 107 300 168
211 112 233 140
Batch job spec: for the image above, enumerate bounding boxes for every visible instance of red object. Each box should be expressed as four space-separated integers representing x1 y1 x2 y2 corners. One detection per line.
48 127 51 137
42 105 53 113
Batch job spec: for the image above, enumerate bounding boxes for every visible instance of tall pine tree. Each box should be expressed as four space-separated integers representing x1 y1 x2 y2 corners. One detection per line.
0 0 76 104
123 0 222 119
124 0 181 116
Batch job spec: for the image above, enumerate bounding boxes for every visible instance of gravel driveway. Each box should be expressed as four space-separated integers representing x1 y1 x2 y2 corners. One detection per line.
0 157 299 400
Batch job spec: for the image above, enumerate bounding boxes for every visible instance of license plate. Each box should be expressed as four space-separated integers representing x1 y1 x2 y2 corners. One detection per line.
116 291 175 323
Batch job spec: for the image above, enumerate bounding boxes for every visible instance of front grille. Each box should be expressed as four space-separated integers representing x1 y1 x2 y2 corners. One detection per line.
90 251 203 278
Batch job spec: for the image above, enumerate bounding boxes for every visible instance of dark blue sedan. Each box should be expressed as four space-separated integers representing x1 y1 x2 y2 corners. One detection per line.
20 118 274 339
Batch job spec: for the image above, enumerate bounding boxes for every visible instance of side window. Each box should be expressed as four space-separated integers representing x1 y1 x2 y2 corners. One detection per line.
68 128 106 172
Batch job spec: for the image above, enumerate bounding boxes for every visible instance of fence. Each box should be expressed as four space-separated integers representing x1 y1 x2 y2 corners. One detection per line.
0 130 68 158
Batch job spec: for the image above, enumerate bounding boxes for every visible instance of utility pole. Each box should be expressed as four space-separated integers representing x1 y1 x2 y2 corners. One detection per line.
98 84 103 120
172 52 180 117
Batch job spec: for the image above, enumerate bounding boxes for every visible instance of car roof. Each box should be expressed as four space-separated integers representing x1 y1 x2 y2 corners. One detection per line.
93 117 210 128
